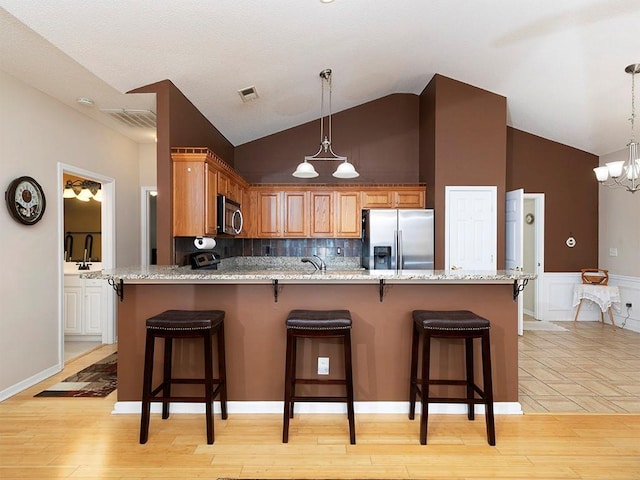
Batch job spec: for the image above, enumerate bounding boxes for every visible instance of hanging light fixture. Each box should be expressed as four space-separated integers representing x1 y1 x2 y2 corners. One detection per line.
293 68 359 179
594 63 640 193
63 180 103 202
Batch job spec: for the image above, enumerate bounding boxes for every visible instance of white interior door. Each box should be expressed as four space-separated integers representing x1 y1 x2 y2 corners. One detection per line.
445 186 497 270
506 188 524 334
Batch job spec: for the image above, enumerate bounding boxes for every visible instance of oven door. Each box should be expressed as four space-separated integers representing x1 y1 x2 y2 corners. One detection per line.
217 195 243 235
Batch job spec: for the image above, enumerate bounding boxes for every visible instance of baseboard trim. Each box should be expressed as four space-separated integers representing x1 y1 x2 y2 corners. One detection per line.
113 400 523 415
0 363 62 402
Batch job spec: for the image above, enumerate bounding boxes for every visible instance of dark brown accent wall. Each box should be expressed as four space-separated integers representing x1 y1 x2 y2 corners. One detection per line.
507 128 599 271
235 94 420 184
129 80 235 264
419 75 507 269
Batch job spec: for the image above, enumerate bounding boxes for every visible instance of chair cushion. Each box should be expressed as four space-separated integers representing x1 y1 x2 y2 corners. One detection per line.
412 310 490 331
146 309 224 331
286 309 352 330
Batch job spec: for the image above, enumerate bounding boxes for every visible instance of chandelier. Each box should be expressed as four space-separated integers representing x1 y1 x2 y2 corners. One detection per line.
293 69 359 179
594 63 640 193
63 180 103 202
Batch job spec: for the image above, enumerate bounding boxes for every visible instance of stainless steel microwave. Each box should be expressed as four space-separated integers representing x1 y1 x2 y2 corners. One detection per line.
217 195 243 235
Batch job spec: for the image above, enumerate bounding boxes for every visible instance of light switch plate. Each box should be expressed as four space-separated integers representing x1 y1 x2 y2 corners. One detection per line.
609 247 618 257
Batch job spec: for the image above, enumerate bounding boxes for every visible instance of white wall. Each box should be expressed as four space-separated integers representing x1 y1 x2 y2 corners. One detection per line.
597 149 640 331
0 71 143 398
597 149 640 276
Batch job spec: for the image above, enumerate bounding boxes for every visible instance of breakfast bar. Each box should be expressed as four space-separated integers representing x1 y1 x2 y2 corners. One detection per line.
87 263 534 413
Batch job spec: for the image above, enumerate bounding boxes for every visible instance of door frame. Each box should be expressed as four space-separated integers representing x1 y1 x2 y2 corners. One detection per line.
57 163 116 366
140 186 157 267
523 193 545 320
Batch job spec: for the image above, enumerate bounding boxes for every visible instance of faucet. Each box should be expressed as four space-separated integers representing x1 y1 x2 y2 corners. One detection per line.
301 257 320 271
313 254 327 271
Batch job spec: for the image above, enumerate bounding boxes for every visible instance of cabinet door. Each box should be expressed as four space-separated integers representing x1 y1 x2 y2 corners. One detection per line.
362 190 392 208
205 165 218 236
283 191 309 237
257 191 281 237
335 191 361 238
84 283 103 335
310 191 334 237
395 189 425 208
173 161 205 236
64 285 83 334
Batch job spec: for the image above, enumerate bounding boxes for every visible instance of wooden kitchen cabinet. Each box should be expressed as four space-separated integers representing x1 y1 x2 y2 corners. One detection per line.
172 148 250 238
335 191 361 237
361 187 426 208
283 191 309 237
257 191 281 236
310 191 334 237
173 160 217 237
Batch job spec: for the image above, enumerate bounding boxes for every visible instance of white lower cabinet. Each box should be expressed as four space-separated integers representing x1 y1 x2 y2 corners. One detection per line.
64 275 104 340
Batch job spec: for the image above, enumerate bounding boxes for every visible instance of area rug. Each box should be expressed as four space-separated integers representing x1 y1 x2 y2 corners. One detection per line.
35 352 117 397
523 321 568 332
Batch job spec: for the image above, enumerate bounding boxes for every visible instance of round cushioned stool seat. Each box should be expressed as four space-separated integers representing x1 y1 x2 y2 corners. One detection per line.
146 309 224 331
286 309 352 329
413 310 490 331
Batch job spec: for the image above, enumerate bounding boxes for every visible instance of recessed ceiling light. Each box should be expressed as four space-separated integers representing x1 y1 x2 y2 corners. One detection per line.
320 0 335 3
76 97 94 107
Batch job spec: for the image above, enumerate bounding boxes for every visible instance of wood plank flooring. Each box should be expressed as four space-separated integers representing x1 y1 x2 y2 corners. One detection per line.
1 325 640 479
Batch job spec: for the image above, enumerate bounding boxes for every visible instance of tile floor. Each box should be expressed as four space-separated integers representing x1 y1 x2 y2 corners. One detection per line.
64 341 101 362
519 319 640 413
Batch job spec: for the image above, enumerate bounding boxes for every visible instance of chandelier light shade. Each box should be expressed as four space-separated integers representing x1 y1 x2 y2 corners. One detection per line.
63 180 103 202
293 68 359 179
594 63 640 193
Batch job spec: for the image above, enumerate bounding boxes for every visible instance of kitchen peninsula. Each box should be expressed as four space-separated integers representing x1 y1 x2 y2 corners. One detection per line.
87 263 534 413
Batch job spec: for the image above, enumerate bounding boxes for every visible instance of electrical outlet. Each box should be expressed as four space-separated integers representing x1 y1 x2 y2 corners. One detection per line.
317 357 329 375
626 302 632 309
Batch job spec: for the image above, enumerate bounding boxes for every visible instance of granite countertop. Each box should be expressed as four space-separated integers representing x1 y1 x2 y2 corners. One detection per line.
82 257 535 285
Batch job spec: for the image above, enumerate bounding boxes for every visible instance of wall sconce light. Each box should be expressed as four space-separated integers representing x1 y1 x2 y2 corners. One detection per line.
63 180 102 202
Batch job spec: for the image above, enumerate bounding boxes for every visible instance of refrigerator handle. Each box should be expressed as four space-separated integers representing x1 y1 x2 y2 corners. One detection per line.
397 229 403 270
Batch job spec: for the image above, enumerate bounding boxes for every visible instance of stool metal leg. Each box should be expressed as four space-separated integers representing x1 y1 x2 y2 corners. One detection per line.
465 337 475 421
408 321 419 420
216 324 228 420
140 332 155 444
203 332 214 444
282 329 294 443
344 329 356 445
482 330 496 445
162 337 173 420
419 331 431 445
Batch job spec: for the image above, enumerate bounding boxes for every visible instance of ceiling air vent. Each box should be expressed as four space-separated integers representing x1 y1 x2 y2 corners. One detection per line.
100 109 157 128
238 86 259 103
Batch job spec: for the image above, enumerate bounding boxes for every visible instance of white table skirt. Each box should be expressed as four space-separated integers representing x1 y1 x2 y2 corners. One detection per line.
572 284 621 313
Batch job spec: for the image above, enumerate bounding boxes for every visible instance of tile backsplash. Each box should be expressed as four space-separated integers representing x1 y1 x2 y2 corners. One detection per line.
175 237 362 266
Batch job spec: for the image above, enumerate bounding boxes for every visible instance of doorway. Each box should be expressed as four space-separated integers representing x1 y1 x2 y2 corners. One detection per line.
522 193 545 320
140 186 157 266
58 163 116 365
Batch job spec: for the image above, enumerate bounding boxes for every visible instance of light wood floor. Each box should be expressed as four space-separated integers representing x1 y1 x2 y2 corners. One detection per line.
2 327 640 479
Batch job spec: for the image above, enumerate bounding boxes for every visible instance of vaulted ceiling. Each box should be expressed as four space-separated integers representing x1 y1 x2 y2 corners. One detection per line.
1 1 639 156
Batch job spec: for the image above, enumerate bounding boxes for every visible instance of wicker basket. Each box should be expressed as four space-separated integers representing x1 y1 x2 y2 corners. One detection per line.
581 268 609 285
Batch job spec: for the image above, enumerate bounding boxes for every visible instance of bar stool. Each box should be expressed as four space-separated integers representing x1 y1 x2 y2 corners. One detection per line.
139 309 228 445
408 310 495 445
283 309 356 444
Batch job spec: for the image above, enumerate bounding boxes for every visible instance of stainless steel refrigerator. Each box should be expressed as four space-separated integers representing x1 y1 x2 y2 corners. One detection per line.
361 209 434 270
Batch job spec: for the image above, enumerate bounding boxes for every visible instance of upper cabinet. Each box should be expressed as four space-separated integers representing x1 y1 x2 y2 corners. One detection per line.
361 187 425 209
335 191 361 237
171 148 249 237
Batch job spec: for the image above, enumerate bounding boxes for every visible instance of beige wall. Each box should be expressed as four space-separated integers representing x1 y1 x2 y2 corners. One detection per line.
0 71 143 398
139 143 157 187
597 149 640 276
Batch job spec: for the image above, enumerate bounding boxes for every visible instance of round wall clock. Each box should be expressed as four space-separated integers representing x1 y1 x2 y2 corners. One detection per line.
5 176 47 225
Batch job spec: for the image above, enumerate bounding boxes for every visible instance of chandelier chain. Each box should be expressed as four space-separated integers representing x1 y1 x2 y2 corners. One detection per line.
631 68 636 143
